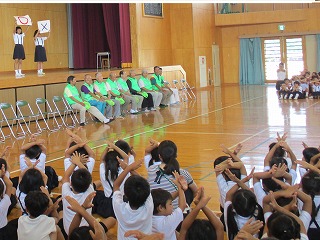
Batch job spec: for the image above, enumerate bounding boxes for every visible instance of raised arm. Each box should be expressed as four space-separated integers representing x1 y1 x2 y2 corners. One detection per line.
113 159 142 191
106 140 128 164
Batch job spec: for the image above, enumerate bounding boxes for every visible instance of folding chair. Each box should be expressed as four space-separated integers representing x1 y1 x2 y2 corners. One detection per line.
16 100 42 135
52 96 77 128
181 79 196 99
172 79 188 102
35 98 62 132
0 102 27 140
63 98 79 124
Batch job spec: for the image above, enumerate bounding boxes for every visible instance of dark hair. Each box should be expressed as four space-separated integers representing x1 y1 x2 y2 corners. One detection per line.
69 141 88 156
16 26 22 33
25 191 49 217
149 147 161 167
33 29 39 37
71 168 92 193
151 188 173 214
0 158 8 172
213 156 241 181
262 178 282 192
269 157 288 171
119 70 125 77
267 212 300 240
154 66 160 71
158 140 179 175
268 143 285 158
25 145 42 159
302 171 320 223
19 168 45 194
67 75 75 84
294 81 300 85
302 147 320 163
186 219 217 240
115 140 131 154
124 175 150 209
227 189 264 239
103 150 120 181
69 226 93 240
0 180 4 200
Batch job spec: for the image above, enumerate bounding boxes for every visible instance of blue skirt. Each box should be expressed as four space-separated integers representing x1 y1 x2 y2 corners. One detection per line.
13 44 25 60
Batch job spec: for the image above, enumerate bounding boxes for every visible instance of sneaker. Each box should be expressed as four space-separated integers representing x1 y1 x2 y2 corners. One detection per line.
20 73 25 77
289 94 293 99
142 109 150 112
284 95 288 99
130 109 137 114
15 73 22 78
294 94 299 100
80 122 86 126
279 95 283 100
104 118 114 124
309 96 313 99
150 107 157 111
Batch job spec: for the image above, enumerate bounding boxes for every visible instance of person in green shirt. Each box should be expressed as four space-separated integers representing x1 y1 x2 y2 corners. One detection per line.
159 67 180 105
138 69 162 108
106 72 129 116
117 70 143 114
94 72 122 119
127 70 156 112
150 66 173 107
63 75 112 126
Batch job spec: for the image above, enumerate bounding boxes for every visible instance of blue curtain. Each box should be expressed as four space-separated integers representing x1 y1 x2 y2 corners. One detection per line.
316 34 320 72
239 38 265 85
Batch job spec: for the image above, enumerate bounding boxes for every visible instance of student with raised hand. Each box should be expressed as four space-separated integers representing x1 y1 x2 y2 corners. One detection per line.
144 138 161 169
92 139 129 219
263 177 312 233
112 159 154 240
66 193 115 240
64 129 95 174
0 163 13 240
262 192 309 240
179 187 224 240
60 152 95 238
151 171 186 240
17 190 63 240
223 169 265 240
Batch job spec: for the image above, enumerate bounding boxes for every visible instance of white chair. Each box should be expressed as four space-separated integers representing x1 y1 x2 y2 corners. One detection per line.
52 96 77 128
35 98 62 132
16 100 42 135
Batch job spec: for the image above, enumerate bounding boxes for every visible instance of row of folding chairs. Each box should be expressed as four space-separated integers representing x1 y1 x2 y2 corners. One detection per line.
0 96 79 142
164 78 196 102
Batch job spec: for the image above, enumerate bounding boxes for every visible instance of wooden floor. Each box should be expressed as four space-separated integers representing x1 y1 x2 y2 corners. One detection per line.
2 84 320 239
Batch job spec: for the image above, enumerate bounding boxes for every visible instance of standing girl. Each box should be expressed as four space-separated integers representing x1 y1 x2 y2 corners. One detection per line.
13 24 29 78
34 30 49 75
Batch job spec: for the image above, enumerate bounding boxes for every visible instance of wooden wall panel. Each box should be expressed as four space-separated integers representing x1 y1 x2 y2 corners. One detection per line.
0 4 68 72
219 8 320 84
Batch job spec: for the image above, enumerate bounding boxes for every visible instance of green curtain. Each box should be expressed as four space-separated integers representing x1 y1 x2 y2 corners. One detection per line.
239 38 265 85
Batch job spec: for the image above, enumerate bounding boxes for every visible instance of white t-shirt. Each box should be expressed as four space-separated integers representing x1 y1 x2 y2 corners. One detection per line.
253 182 267 208
34 37 47 47
144 154 161 169
20 153 46 173
216 174 248 207
113 190 153 240
64 157 95 174
18 215 56 240
13 33 25 45
0 195 11 228
62 182 94 235
152 208 183 240
277 70 286 81
261 232 308 240
263 165 297 185
224 201 261 239
16 186 27 213
298 196 320 229
138 79 145 88
100 163 126 197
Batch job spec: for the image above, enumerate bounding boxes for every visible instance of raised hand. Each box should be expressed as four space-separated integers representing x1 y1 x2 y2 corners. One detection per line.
89 220 107 240
273 163 287 178
172 170 188 190
240 218 263 235
82 192 96 209
0 146 11 158
70 151 82 166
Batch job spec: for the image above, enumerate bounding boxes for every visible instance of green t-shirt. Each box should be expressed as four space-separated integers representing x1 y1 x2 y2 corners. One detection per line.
106 78 121 96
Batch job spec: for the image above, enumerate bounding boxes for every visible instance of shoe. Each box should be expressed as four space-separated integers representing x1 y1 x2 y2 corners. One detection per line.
309 96 313 99
279 95 283 100
20 73 25 77
150 107 157 111
80 122 85 126
142 109 150 112
289 94 293 99
294 94 299 100
284 95 288 99
159 104 166 108
130 109 137 114
104 118 114 124
15 73 22 78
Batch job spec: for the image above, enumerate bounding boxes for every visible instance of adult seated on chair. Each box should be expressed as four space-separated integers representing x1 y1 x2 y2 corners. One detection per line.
150 66 173 107
63 75 112 126
94 72 122 119
127 70 155 112
138 69 162 109
117 70 143 114
159 67 180 105
106 72 128 116
81 74 108 118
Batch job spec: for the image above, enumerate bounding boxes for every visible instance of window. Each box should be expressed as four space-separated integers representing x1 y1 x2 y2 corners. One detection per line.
263 36 305 81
